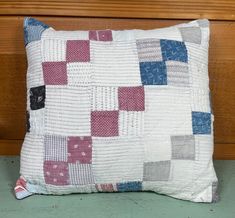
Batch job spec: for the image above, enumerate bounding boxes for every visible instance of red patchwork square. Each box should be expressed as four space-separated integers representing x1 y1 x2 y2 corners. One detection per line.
118 86 145 111
91 111 119 137
42 61 67 85
89 31 98 41
89 30 113 41
66 40 90 62
96 183 116 192
43 161 69 185
67 136 92 164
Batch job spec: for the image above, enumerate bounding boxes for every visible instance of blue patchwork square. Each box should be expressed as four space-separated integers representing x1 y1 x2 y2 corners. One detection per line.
139 61 167 85
117 181 142 192
192 111 211 134
160 39 188 63
24 17 49 46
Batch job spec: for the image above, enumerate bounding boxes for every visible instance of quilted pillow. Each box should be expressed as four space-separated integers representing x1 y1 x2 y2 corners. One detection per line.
15 17 218 202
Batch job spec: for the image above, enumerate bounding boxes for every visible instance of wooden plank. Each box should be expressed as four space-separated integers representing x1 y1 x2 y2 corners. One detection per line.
0 140 22 155
209 60 235 143
0 0 235 21
0 53 26 140
213 144 235 160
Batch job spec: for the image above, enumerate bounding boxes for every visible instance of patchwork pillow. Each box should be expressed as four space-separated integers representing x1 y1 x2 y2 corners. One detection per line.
15 17 218 202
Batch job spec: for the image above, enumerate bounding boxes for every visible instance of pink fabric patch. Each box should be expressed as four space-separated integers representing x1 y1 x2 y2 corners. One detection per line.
15 177 27 195
89 30 98 41
89 30 113 41
16 176 27 188
96 183 116 192
98 30 113 41
118 86 145 111
14 177 33 199
67 136 92 164
44 161 69 185
66 40 90 62
91 111 119 137
42 61 67 85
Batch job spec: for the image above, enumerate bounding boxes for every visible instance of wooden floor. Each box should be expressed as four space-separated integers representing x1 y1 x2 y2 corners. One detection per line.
0 157 234 218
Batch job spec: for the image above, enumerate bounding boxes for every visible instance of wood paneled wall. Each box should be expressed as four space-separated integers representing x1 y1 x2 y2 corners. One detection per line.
0 1 235 159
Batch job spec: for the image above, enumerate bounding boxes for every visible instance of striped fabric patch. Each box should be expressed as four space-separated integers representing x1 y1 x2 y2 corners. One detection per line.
67 62 92 86
45 86 91 136
92 86 118 111
166 61 189 87
68 163 94 185
90 40 141 86
136 38 162 62
42 39 66 62
119 111 144 136
92 137 144 184
44 135 68 162
26 40 44 87
20 134 44 183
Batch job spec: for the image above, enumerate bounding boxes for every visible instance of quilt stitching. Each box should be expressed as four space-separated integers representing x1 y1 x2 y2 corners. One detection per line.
16 17 218 203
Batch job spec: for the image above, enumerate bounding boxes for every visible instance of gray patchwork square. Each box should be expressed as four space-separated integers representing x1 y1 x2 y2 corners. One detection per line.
136 39 162 62
143 161 171 181
44 135 67 161
179 27 201 44
171 135 195 160
197 19 209 28
68 163 94 185
166 61 189 87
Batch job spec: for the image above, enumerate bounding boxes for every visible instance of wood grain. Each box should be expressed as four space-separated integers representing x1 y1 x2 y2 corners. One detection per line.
0 140 22 155
0 0 235 21
213 143 235 160
0 15 235 158
0 53 26 140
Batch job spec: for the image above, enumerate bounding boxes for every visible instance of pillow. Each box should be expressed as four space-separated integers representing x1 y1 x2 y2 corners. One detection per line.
15 17 218 202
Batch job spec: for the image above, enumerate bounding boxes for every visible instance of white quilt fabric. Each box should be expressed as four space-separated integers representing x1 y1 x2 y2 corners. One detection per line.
15 18 218 202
